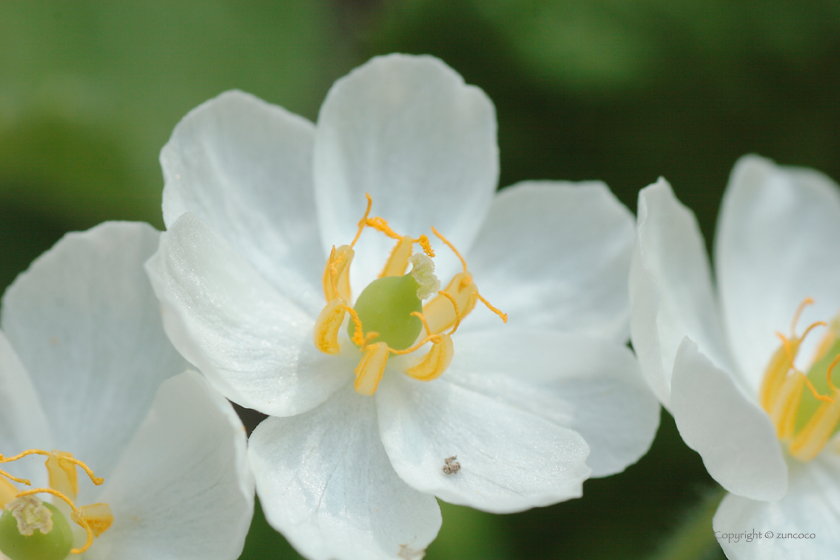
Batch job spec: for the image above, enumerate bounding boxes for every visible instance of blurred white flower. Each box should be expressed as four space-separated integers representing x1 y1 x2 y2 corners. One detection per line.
630 155 840 559
147 54 659 560
0 222 254 560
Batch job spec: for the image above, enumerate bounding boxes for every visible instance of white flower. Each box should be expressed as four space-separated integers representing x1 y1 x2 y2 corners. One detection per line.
0 222 254 560
146 53 659 560
630 155 840 559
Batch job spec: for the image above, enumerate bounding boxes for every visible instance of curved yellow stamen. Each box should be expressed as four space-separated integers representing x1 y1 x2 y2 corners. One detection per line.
430 226 467 272
415 235 435 258
476 292 508 323
313 298 347 355
351 193 373 248
354 343 389 396
0 450 103 486
790 298 814 334
405 333 454 382
437 291 461 334
827 354 840 394
411 311 433 337
0 468 30 486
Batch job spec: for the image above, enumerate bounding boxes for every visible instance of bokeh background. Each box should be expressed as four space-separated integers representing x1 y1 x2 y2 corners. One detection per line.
2 1 839 558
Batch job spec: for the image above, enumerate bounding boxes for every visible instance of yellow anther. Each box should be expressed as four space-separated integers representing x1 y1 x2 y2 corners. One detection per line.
323 245 354 302
345 306 369 348
46 451 79 500
366 217 402 240
313 298 348 355
380 235 414 278
423 273 478 335
354 343 389 396
405 333 454 382
74 503 113 538
1 476 18 508
415 235 435 258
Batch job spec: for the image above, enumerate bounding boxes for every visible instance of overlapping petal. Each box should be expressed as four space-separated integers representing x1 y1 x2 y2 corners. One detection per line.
671 339 787 501
249 388 441 560
465 181 634 343
161 90 324 302
91 372 254 560
715 155 840 391
146 213 352 417
314 54 498 287
376 331 622 513
630 178 735 408
714 455 840 560
1 222 188 481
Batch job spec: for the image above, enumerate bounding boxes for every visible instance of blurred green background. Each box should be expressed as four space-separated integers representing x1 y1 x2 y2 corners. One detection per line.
3 1 839 558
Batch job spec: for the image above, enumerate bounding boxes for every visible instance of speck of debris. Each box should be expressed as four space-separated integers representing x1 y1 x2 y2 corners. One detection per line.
442 455 460 475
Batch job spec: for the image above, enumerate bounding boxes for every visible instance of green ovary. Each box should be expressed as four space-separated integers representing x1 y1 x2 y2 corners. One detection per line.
348 274 423 350
0 502 74 560
794 339 840 436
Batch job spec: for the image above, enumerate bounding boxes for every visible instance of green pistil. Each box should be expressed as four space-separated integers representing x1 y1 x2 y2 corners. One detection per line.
794 339 840 436
349 274 423 350
0 498 74 560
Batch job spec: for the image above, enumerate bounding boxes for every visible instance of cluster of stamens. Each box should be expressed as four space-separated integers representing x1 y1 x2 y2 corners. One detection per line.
759 298 840 462
0 449 113 558
313 194 507 396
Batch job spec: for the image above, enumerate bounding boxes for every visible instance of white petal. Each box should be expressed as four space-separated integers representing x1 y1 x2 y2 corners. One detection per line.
630 178 735 409
671 338 787 501
376 330 600 513
465 181 634 342
314 54 498 287
249 388 441 560
715 155 840 391
162 90 324 301
145 212 353 417
89 372 254 560
1 222 187 481
0 331 51 486
714 454 840 560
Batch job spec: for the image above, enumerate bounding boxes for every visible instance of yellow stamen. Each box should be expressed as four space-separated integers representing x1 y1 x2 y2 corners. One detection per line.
365 217 402 240
423 273 478 335
379 236 414 278
351 193 373 248
1 476 18 508
411 311 433 336
437 291 461 334
0 450 103 486
790 298 814 335
430 226 467 272
416 235 435 258
313 298 347 355
827 354 840 394
345 306 368 348
46 451 79 500
354 343 389 396
74 503 114 538
14 487 110 555
789 396 840 462
0 468 30 487
476 291 508 323
405 333 454 382
322 246 354 302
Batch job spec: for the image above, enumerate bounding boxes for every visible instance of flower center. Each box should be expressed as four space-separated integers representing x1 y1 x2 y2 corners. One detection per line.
312 194 506 396
758 298 840 462
0 449 114 559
